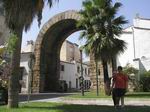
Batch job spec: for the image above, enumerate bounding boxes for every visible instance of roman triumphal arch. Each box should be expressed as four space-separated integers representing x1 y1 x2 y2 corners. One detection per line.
32 10 82 93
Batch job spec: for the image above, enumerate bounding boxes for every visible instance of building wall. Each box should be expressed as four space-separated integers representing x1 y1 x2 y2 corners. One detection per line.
0 16 10 46
20 52 31 93
118 16 150 71
20 41 34 93
133 17 150 29
60 61 91 90
66 41 74 62
20 53 30 93
60 40 80 62
134 28 150 60
73 44 80 62
21 40 34 53
117 30 134 66
0 1 10 45
60 61 76 88
60 41 67 61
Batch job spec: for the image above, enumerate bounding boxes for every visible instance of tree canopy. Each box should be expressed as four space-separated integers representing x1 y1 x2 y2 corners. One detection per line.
78 0 127 62
3 0 58 32
77 0 128 86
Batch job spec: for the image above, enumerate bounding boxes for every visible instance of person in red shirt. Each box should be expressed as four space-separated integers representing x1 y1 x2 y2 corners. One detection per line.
112 66 128 108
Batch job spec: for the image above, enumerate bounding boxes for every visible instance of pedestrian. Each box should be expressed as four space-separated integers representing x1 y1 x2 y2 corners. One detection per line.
111 66 128 108
111 69 117 107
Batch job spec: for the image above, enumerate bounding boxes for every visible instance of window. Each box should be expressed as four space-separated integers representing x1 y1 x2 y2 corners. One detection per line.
61 65 64 71
98 69 100 75
77 66 80 73
19 67 24 80
76 78 78 89
69 81 71 89
85 68 87 75
88 69 90 75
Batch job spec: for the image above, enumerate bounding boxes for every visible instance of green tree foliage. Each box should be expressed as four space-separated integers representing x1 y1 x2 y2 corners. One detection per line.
123 64 139 75
3 0 59 31
123 64 140 91
6 33 18 55
140 71 150 92
0 33 18 90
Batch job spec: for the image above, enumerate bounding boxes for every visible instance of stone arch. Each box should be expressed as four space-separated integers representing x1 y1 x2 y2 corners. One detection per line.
32 10 81 93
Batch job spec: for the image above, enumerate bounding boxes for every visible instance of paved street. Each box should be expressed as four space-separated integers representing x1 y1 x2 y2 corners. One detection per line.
57 98 150 106
19 93 76 102
19 93 150 106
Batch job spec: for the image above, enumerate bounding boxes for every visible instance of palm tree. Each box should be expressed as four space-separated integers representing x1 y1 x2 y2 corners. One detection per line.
78 0 127 94
77 0 102 96
104 0 128 70
2 0 58 108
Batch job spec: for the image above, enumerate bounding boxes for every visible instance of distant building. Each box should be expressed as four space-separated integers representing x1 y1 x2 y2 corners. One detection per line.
60 61 91 91
117 15 150 72
60 40 80 62
20 40 34 93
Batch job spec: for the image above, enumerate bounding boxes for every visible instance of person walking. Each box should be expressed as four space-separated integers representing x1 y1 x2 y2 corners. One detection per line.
112 66 128 108
111 70 117 107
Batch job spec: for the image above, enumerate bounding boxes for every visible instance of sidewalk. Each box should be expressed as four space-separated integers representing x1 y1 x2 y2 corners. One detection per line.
33 97 150 106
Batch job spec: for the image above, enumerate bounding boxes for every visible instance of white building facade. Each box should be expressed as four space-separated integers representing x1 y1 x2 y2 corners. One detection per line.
118 16 150 72
60 61 91 91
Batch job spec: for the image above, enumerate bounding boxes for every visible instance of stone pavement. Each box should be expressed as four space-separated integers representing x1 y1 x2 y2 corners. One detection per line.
31 97 150 106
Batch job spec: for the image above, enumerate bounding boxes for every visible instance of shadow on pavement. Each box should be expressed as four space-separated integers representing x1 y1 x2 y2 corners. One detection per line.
20 103 150 112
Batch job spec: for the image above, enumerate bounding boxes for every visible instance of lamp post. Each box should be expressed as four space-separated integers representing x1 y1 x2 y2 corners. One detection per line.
27 53 35 102
80 49 84 96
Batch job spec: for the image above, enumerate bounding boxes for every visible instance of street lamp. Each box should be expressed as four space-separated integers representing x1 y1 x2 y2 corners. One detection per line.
27 53 35 102
80 49 84 96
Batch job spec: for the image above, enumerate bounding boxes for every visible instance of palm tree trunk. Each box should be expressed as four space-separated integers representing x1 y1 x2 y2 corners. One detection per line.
108 19 118 71
108 19 118 72
8 29 22 108
102 60 110 95
102 60 109 83
95 60 99 96
112 56 117 71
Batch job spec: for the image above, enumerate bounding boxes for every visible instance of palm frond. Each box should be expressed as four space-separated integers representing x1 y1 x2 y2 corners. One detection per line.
3 0 58 32
113 2 122 11
77 0 127 62
113 16 128 26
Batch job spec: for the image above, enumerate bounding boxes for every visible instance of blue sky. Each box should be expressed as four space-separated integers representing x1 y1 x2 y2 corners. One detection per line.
22 0 150 48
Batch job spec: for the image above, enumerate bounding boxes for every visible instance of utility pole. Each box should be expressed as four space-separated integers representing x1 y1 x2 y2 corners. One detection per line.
80 49 84 96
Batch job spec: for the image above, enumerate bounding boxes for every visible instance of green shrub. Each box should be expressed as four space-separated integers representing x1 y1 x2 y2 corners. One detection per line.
140 71 150 92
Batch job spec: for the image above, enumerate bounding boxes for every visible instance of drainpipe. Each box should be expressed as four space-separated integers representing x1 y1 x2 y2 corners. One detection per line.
132 27 136 59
